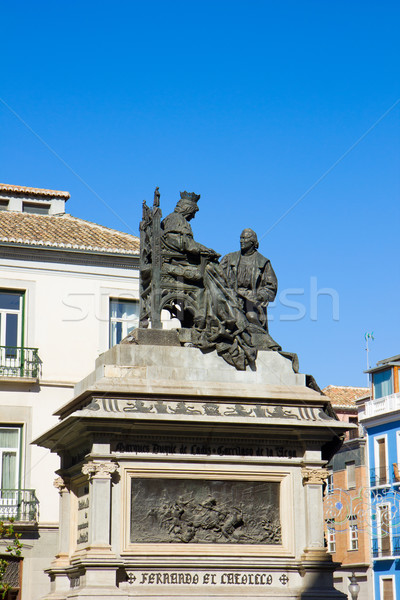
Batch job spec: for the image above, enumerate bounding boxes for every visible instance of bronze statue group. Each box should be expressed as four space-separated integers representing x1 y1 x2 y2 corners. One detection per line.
140 190 297 371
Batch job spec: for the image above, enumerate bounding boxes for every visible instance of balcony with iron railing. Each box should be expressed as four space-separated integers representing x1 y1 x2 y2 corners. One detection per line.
0 489 39 522
361 392 400 420
370 467 390 488
0 346 40 379
370 464 400 488
372 535 400 559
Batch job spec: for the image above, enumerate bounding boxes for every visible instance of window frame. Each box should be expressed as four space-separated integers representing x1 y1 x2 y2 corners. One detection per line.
22 202 51 215
327 522 336 554
373 368 393 400
380 575 396 600
346 461 356 489
377 502 392 557
0 290 25 350
0 425 23 492
349 516 358 551
109 297 139 348
374 435 389 486
348 416 359 440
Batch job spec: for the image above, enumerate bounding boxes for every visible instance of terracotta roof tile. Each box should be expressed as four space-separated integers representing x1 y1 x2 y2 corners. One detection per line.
322 385 370 408
0 183 70 199
0 211 139 255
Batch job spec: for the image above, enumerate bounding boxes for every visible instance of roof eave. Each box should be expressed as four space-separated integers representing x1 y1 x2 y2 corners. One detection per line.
0 240 139 258
0 184 70 199
364 362 400 375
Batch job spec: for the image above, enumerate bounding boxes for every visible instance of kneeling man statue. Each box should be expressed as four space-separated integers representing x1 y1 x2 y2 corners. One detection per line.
221 228 280 351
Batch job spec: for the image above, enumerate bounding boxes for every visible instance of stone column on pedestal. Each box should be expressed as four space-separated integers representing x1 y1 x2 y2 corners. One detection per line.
301 467 330 560
46 476 71 597
53 476 71 563
77 460 121 594
81 460 119 553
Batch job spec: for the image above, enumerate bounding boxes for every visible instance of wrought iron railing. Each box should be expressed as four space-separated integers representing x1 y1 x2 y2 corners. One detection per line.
370 467 390 487
0 489 39 522
0 346 40 378
372 535 400 558
393 536 400 554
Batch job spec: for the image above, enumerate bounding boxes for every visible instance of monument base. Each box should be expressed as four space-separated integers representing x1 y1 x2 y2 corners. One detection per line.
35 343 348 599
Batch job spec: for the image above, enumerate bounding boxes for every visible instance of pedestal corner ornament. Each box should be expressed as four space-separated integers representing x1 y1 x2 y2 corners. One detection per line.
81 460 119 479
53 476 68 493
301 467 330 485
33 188 349 599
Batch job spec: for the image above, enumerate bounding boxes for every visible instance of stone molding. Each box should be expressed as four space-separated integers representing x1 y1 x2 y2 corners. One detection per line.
84 396 334 423
301 468 329 486
53 476 68 493
82 460 119 479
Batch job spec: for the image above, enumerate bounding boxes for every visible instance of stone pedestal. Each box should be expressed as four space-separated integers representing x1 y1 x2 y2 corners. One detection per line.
35 339 348 599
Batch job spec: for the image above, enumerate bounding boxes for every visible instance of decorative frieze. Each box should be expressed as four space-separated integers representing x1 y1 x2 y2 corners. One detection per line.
84 396 335 424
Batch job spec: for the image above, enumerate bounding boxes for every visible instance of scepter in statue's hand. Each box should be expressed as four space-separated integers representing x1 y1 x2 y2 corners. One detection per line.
154 186 160 207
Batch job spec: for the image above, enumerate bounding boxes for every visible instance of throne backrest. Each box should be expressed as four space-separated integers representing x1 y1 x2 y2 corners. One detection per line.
139 188 162 329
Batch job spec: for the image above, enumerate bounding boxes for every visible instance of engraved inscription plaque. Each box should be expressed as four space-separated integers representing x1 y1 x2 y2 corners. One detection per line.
76 484 89 546
130 478 281 544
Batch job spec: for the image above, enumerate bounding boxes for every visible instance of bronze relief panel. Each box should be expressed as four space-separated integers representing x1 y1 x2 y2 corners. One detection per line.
130 478 281 545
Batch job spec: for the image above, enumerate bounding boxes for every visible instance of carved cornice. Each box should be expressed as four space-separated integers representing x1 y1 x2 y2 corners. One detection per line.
301 468 330 486
82 461 119 479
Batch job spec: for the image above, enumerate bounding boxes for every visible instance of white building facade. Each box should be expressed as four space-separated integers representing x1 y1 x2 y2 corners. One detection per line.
0 183 140 599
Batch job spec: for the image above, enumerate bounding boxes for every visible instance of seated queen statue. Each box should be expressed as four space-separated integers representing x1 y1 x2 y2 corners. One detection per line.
160 193 256 370
161 192 220 289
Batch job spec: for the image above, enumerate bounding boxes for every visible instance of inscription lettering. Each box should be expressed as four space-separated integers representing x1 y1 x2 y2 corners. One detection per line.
131 571 284 586
76 485 90 545
139 573 199 585
113 441 296 458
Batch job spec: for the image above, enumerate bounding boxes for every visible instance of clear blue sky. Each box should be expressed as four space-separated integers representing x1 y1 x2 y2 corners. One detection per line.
1 1 399 387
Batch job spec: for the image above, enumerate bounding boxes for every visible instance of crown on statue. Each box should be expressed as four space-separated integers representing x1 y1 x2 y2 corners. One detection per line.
180 191 200 203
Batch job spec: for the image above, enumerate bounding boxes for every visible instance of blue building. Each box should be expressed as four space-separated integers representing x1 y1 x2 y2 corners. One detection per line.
359 355 400 600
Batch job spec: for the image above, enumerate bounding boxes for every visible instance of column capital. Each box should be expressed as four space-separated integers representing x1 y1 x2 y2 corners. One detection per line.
82 460 119 479
53 476 68 493
301 467 330 486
